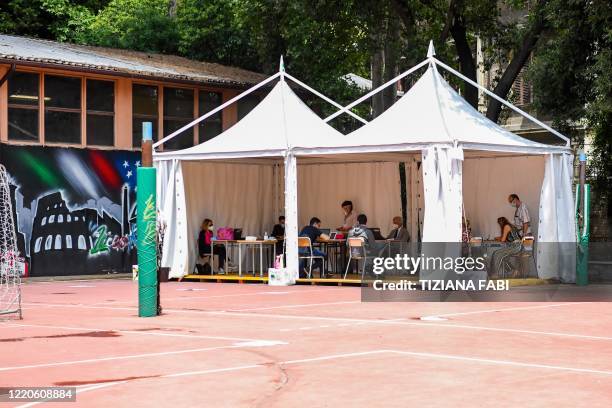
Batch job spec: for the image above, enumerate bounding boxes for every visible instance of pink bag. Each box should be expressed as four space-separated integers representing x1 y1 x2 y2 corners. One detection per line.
217 227 234 240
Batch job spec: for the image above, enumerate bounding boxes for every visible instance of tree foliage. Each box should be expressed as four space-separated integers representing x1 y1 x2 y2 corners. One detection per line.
529 0 612 191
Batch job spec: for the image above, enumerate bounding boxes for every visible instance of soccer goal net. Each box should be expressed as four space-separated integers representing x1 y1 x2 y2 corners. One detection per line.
0 164 21 319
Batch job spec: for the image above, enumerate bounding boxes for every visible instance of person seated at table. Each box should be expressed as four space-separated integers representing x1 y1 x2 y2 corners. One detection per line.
198 218 226 274
337 200 358 233
349 214 385 256
386 216 410 242
272 215 285 255
494 217 521 242
299 217 329 277
490 217 522 278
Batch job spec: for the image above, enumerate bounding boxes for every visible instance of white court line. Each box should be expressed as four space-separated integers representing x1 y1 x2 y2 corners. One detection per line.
421 303 575 319
19 302 612 342
89 288 334 305
228 300 360 312
385 349 612 376
0 340 285 372
5 322 273 343
23 347 612 403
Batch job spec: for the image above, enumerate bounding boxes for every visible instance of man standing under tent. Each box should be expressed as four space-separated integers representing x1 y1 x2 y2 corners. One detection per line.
508 194 532 237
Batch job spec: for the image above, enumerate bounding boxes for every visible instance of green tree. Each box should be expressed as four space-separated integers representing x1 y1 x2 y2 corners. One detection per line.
176 0 259 70
0 0 107 40
82 0 180 53
529 0 612 192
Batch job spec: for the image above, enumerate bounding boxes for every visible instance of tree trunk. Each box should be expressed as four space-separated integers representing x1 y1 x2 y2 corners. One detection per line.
382 18 401 110
168 0 178 17
371 47 385 118
486 0 548 122
449 8 478 108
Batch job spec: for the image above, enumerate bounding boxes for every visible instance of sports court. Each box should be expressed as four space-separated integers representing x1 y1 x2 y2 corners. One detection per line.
2 278 611 407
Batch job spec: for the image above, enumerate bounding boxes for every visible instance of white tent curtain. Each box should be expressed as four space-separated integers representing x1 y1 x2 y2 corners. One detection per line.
296 161 402 234
160 161 276 278
422 145 463 242
462 155 545 239
537 153 576 281
159 160 189 278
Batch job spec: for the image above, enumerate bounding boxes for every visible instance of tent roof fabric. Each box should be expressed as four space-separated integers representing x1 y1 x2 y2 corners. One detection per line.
154 65 570 162
344 65 569 154
154 80 348 161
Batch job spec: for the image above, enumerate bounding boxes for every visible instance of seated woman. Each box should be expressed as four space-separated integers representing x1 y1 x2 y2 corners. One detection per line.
495 217 521 242
198 218 227 274
490 217 522 277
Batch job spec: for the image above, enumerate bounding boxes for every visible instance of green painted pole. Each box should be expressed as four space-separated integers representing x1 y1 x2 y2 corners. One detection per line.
576 184 590 286
576 151 590 286
137 122 158 317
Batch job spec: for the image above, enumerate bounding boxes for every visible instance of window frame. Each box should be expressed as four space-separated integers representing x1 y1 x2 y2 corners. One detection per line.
162 85 196 150
86 78 116 147
43 73 83 146
132 82 161 148
1 65 234 150
198 90 224 144
6 70 41 143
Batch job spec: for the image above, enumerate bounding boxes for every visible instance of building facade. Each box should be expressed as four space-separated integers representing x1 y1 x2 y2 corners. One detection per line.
0 35 267 276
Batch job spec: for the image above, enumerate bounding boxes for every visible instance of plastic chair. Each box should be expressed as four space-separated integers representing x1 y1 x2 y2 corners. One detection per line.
298 236 325 278
344 237 367 279
508 236 536 278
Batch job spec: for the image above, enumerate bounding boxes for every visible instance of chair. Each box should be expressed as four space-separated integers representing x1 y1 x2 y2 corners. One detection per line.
508 236 536 278
344 237 367 280
298 237 325 279
194 247 219 275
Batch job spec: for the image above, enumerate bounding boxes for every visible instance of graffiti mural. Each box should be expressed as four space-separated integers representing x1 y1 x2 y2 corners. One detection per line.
0 144 140 276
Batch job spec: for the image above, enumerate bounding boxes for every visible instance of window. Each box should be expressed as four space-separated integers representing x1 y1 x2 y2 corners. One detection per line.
78 235 87 250
8 72 39 141
54 235 62 250
164 87 194 150
57 214 63 223
67 215 71 222
198 91 223 143
34 237 42 253
132 84 158 147
45 235 52 250
66 235 72 249
49 215 55 223
41 217 46 226
87 79 115 146
45 75 82 144
237 95 260 120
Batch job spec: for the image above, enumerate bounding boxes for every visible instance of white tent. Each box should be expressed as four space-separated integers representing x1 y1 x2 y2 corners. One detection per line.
156 46 576 282
155 69 397 279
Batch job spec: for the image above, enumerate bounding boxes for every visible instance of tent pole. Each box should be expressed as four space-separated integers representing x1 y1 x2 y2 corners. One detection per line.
284 153 299 280
324 58 430 123
433 58 570 147
153 72 281 149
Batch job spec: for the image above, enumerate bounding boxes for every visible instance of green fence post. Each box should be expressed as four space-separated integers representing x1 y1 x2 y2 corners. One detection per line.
137 122 158 316
576 184 590 286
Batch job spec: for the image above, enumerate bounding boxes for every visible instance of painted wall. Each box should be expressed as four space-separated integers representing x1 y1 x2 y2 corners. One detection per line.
1 143 140 276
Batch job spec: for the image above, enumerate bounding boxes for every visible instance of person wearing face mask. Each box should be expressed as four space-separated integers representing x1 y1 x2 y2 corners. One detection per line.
508 194 531 237
337 200 358 233
386 216 410 242
198 218 226 273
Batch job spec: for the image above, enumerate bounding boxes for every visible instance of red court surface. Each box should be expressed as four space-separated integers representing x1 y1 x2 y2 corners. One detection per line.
1 279 612 407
